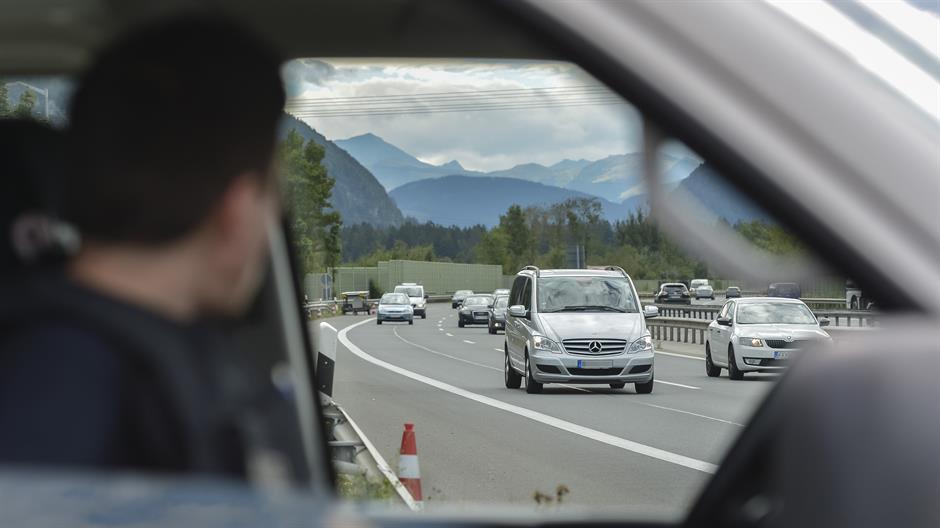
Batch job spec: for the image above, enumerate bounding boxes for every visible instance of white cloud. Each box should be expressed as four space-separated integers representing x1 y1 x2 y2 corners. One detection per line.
282 59 643 171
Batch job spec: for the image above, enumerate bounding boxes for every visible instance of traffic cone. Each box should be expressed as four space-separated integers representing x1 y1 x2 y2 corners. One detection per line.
398 423 423 505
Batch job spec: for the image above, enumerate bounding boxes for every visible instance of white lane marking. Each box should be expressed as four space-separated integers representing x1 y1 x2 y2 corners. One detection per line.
340 318 716 474
657 350 705 362
656 380 701 390
547 387 738 424
463 340 476 345
393 328 500 372
445 333 454 337
641 403 743 427
396 332 726 425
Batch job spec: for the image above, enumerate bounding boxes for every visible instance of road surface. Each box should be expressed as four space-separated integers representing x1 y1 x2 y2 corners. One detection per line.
325 303 776 518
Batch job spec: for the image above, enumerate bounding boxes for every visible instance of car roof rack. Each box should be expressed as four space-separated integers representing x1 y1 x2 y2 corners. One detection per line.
521 265 540 277
604 266 628 277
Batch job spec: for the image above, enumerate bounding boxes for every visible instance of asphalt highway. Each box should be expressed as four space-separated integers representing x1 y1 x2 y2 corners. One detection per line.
326 303 777 518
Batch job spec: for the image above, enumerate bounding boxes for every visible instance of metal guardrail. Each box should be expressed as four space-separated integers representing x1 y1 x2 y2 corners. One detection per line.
647 316 876 346
648 304 877 327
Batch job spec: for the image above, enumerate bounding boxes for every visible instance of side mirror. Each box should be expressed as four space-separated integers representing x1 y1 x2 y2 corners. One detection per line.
508 305 527 318
424 295 429 300
818 317 830 327
643 305 659 319
716 316 733 326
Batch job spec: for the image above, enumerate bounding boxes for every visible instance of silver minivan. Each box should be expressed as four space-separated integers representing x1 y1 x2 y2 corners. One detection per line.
504 266 659 394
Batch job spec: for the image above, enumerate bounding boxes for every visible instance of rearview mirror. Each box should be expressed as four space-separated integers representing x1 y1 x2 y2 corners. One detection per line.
818 317 830 327
508 305 527 318
643 305 659 319
716 316 733 326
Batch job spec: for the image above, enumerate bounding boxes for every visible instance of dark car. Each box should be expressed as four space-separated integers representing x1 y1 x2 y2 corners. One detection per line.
458 294 494 327
726 286 742 298
488 294 509 334
655 282 691 305
768 282 801 299
451 289 474 309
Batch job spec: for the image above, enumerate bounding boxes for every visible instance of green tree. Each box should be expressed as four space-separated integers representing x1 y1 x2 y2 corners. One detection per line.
0 83 9 117
498 204 531 272
12 89 36 119
280 129 343 274
474 228 511 273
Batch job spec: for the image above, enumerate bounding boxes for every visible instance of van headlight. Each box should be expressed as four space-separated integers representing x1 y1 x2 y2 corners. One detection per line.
739 337 763 347
533 335 561 354
627 335 653 354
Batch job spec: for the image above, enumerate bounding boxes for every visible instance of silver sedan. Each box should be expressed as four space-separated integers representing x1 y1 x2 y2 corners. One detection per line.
705 297 832 379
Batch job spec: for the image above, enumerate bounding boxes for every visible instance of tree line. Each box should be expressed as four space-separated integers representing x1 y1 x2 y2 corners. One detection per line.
340 198 804 280
0 83 38 119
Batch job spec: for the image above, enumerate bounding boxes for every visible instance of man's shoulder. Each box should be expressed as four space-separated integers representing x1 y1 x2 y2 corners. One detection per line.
1 321 123 380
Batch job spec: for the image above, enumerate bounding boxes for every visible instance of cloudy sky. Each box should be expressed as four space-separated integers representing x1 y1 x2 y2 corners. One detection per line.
281 59 645 172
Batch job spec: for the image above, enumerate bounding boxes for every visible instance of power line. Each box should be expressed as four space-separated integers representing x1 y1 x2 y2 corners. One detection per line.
286 93 619 111
284 85 614 105
288 98 627 119
286 95 624 115
285 91 615 110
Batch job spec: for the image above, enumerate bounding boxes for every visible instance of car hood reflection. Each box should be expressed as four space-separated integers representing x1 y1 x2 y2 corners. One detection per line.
537 312 644 342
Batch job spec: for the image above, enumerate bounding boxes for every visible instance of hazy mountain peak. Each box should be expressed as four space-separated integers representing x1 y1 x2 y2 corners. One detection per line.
440 160 465 171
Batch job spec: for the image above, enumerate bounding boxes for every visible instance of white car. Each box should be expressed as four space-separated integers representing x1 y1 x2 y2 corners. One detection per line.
705 298 831 380
394 283 427 319
376 293 414 325
690 279 714 300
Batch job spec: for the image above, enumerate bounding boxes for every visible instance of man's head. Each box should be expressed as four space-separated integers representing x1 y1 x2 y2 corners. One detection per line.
68 16 285 316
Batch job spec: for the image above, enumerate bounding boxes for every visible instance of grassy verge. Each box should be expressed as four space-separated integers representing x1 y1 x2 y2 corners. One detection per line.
336 473 397 502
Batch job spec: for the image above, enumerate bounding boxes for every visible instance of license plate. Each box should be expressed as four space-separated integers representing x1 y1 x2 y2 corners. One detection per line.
774 350 792 360
577 359 614 369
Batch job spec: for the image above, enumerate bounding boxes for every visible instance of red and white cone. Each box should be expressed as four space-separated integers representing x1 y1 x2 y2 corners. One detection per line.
398 423 423 507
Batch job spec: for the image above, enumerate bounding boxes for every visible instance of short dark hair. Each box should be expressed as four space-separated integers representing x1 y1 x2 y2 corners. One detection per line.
67 15 285 243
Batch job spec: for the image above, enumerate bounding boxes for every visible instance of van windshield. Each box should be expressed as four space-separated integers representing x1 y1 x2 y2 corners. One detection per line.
395 286 423 297
538 276 639 313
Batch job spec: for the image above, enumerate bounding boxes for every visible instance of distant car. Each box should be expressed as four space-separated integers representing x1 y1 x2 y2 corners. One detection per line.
705 297 831 380
458 294 494 327
493 288 510 297
451 289 474 309
768 282 801 299
488 294 509 334
726 286 742 298
376 293 414 325
690 279 714 300
394 283 427 318
655 283 691 304
845 279 874 310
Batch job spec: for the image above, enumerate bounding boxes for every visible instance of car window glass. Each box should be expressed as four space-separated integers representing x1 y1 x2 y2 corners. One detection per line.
522 278 532 311
719 302 731 319
284 56 867 517
510 276 525 306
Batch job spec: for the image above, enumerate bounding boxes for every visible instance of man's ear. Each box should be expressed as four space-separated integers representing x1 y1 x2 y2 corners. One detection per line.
210 172 265 241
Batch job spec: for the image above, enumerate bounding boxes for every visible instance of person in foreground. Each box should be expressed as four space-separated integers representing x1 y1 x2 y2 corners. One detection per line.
0 16 285 476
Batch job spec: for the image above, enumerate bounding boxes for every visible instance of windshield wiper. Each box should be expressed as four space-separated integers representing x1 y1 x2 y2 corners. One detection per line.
554 305 627 313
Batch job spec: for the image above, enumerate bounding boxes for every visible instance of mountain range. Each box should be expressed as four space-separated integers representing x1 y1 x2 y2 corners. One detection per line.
335 132 701 203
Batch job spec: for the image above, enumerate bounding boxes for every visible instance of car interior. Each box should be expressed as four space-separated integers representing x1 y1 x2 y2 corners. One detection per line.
0 1 937 527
